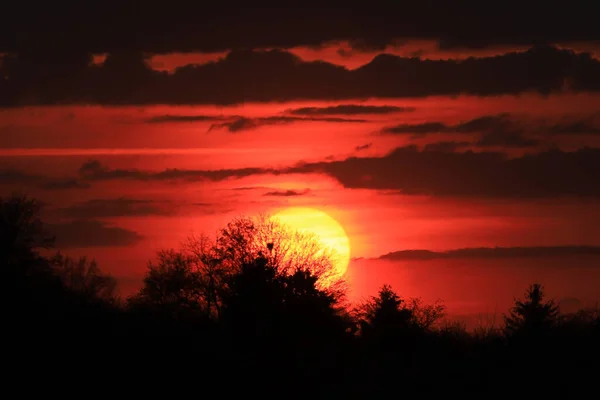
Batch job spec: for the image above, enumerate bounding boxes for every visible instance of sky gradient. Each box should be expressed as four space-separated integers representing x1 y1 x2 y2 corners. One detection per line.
3 5 600 327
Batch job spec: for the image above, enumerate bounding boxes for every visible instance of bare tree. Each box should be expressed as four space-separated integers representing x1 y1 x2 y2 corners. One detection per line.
405 297 447 330
214 214 346 296
50 252 118 302
184 234 227 318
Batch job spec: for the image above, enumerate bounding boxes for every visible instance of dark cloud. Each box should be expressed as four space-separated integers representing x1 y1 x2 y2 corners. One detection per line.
263 189 310 197
355 143 372 151
2 4 598 54
382 114 512 136
384 113 539 148
191 202 235 215
77 159 277 182
13 143 600 199
39 179 91 191
231 186 271 191
208 116 367 133
70 144 600 198
56 197 176 218
384 122 449 136
209 117 258 132
0 169 89 191
423 141 470 152
288 105 415 116
48 219 143 248
4 45 600 106
145 115 224 124
545 116 600 135
476 131 540 148
385 113 600 138
377 246 600 261
0 169 42 185
286 146 600 197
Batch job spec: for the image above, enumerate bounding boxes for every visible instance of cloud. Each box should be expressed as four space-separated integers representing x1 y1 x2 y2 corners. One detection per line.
376 246 600 261
67 145 600 198
355 143 372 151
384 113 600 138
39 179 91 191
0 169 89 191
208 115 367 133
423 141 470 152
56 197 176 218
48 219 143 248
545 116 600 135
2 5 597 53
77 159 277 182
383 122 449 136
383 113 540 148
476 131 539 148
191 202 235 215
4 45 600 106
262 189 310 197
383 114 512 136
145 115 225 123
231 186 272 191
286 146 600 197
287 105 415 116
0 169 42 185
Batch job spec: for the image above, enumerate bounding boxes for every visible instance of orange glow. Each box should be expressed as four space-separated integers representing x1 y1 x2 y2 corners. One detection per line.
272 207 351 278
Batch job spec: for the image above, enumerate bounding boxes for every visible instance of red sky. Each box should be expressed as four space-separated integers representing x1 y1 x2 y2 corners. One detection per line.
3 39 600 328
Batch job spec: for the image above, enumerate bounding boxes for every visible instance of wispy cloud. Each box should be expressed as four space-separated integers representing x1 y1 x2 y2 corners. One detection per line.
287 104 415 116
262 188 310 197
375 246 600 260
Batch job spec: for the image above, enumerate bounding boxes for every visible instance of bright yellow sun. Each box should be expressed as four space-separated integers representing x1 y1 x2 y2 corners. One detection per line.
272 207 351 277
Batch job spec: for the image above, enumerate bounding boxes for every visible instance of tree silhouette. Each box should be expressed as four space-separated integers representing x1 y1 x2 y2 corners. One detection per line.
128 249 205 322
405 297 447 330
183 234 228 318
130 213 349 323
2 194 61 322
51 253 118 302
221 255 285 339
1 193 54 267
1 193 122 343
357 284 416 339
504 283 560 337
4 193 600 394
221 252 348 338
214 214 347 293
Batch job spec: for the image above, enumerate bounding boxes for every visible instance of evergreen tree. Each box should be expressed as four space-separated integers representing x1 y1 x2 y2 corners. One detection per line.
504 283 560 337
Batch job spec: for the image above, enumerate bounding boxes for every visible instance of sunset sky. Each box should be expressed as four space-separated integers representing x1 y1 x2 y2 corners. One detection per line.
3 4 600 327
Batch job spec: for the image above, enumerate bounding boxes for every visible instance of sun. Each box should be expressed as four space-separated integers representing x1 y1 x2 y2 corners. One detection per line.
272 207 351 277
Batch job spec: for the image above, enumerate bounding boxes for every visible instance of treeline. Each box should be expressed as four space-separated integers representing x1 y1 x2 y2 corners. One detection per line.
2 194 599 395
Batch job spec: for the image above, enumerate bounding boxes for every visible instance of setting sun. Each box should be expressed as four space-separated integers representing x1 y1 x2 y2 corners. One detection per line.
272 207 351 277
